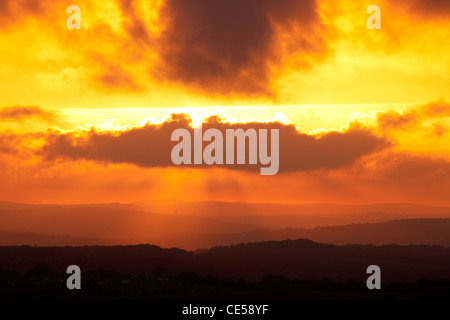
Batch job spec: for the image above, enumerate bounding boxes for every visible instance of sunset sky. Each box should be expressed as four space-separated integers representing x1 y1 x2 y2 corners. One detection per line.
1 0 450 205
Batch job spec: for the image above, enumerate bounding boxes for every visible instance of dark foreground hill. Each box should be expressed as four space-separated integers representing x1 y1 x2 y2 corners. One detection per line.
1 239 450 282
1 239 450 299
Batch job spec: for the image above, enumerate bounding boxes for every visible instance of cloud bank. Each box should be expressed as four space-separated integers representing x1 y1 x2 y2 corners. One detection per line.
40 114 390 173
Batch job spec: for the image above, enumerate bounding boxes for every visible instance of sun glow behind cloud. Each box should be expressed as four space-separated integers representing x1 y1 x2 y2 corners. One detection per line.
1 0 450 206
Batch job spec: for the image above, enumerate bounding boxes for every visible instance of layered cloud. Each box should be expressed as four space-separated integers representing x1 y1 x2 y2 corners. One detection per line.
375 100 450 137
422 100 450 117
0 101 449 204
0 0 449 206
0 106 57 123
39 113 389 173
377 111 419 131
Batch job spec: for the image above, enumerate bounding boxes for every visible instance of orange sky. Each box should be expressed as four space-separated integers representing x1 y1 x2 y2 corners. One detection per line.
1 0 450 205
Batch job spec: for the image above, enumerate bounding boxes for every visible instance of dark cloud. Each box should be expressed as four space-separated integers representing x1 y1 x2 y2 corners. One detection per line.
41 113 190 168
276 122 390 172
386 0 450 20
0 106 57 123
377 111 419 130
408 0 450 18
40 114 390 173
375 100 450 136
422 100 450 117
155 0 328 96
1 0 329 96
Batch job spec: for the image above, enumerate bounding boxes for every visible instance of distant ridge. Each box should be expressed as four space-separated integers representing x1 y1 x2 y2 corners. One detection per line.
0 231 118 246
131 200 450 217
189 218 450 249
2 218 450 250
3 200 450 217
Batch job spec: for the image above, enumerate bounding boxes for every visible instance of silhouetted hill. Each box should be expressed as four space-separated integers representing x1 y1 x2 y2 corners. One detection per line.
2 239 450 300
182 218 450 249
1 239 450 283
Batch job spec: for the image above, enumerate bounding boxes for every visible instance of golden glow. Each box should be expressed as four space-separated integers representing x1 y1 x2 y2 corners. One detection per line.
1 0 450 108
1 0 450 206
